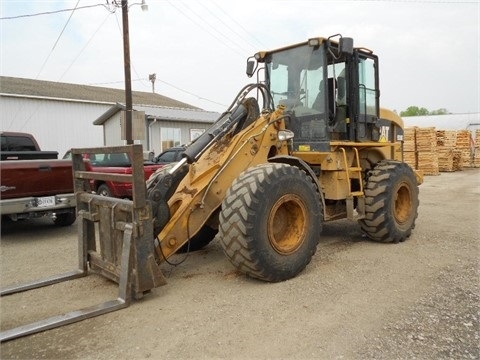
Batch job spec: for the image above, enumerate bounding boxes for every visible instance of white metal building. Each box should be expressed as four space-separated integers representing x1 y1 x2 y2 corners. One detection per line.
93 103 219 156
402 113 480 132
0 76 218 158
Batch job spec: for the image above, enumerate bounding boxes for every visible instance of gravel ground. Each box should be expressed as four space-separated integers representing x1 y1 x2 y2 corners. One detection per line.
1 168 479 360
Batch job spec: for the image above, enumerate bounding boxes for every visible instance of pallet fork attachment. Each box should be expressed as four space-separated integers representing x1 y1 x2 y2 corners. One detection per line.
0 145 166 342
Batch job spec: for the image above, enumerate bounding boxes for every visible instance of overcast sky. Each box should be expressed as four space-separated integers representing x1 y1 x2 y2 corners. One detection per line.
1 0 479 115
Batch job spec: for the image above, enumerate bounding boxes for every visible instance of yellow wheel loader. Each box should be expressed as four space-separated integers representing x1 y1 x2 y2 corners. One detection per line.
147 34 422 282
1 35 422 341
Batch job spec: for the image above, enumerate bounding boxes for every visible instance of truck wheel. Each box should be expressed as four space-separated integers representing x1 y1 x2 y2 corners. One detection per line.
53 209 76 226
97 184 112 197
359 160 419 243
219 163 322 282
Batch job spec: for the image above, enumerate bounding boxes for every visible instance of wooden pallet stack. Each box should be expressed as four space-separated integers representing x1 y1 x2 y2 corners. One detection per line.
475 129 480 167
403 127 417 169
456 130 473 168
436 130 457 172
416 127 439 175
401 126 479 174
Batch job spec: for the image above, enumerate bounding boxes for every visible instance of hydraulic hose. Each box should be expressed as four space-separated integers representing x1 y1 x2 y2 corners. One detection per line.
182 83 274 164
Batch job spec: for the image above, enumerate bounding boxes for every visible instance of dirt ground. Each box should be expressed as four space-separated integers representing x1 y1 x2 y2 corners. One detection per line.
1 169 479 360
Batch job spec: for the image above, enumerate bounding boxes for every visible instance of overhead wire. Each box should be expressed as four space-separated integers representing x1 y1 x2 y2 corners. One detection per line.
6 1 82 130
17 6 114 131
57 11 112 82
88 77 228 108
211 1 268 49
108 7 226 107
0 3 113 20
196 1 259 53
36 0 81 79
166 0 246 58
155 78 228 107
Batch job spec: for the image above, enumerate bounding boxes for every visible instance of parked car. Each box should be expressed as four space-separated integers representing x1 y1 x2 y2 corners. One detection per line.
63 151 163 198
154 146 185 165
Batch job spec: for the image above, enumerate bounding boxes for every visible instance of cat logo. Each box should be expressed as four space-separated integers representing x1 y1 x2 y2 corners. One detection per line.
379 126 390 143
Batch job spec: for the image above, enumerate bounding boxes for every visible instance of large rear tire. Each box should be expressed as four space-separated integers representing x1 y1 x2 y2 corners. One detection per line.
359 160 419 243
218 163 322 282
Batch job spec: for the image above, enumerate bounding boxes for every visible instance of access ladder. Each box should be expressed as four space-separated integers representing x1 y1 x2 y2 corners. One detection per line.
339 147 365 220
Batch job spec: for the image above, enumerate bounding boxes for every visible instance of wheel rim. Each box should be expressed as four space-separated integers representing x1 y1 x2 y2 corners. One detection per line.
98 187 110 197
394 182 412 224
268 194 307 254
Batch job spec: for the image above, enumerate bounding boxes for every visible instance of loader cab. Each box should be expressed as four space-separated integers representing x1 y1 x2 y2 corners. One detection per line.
249 36 382 152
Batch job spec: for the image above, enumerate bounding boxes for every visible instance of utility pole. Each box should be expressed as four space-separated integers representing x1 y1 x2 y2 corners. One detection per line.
121 0 133 145
149 73 156 93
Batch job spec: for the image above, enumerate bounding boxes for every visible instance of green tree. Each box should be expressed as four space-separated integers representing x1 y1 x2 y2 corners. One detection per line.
399 106 450 117
430 108 450 115
400 106 430 117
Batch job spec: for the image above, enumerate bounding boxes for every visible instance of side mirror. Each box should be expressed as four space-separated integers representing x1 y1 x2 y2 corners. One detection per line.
339 37 354 55
246 59 256 78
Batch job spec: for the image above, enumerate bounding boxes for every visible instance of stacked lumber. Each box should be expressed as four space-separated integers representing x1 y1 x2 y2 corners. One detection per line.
436 130 457 172
437 149 455 172
475 129 480 167
416 127 439 175
456 130 473 168
403 127 417 169
401 126 478 174
453 150 463 171
436 130 457 148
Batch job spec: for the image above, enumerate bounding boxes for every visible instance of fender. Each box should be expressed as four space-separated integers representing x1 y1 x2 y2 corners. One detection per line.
268 155 326 211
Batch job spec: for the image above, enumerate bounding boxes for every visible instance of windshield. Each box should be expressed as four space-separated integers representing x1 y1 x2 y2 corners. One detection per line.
267 44 325 112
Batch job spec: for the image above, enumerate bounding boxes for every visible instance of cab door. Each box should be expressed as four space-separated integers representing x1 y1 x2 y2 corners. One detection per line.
352 52 380 141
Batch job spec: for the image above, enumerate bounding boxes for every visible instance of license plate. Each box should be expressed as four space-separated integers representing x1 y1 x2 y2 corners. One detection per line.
37 196 56 208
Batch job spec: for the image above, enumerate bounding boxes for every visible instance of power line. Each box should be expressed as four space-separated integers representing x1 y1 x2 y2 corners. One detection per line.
0 3 112 20
58 12 112 82
16 7 114 131
166 0 246 58
155 78 228 107
36 0 81 79
88 78 228 107
2 0 476 21
211 1 267 49
196 1 258 52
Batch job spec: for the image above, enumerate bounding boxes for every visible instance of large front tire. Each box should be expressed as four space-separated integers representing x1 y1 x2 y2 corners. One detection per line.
218 163 322 282
359 160 419 243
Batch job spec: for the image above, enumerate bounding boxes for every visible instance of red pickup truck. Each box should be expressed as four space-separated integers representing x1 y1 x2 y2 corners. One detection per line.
64 151 164 198
1 132 76 226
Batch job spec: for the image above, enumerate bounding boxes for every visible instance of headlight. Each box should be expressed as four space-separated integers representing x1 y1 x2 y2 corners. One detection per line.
278 130 294 141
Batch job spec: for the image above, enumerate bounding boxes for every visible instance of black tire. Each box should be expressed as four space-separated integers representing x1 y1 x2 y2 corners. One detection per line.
178 225 218 253
219 163 322 282
97 184 112 197
359 160 419 243
53 209 76 226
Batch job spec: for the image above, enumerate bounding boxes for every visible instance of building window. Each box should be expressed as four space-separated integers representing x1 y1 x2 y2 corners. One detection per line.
161 127 181 151
190 128 205 141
